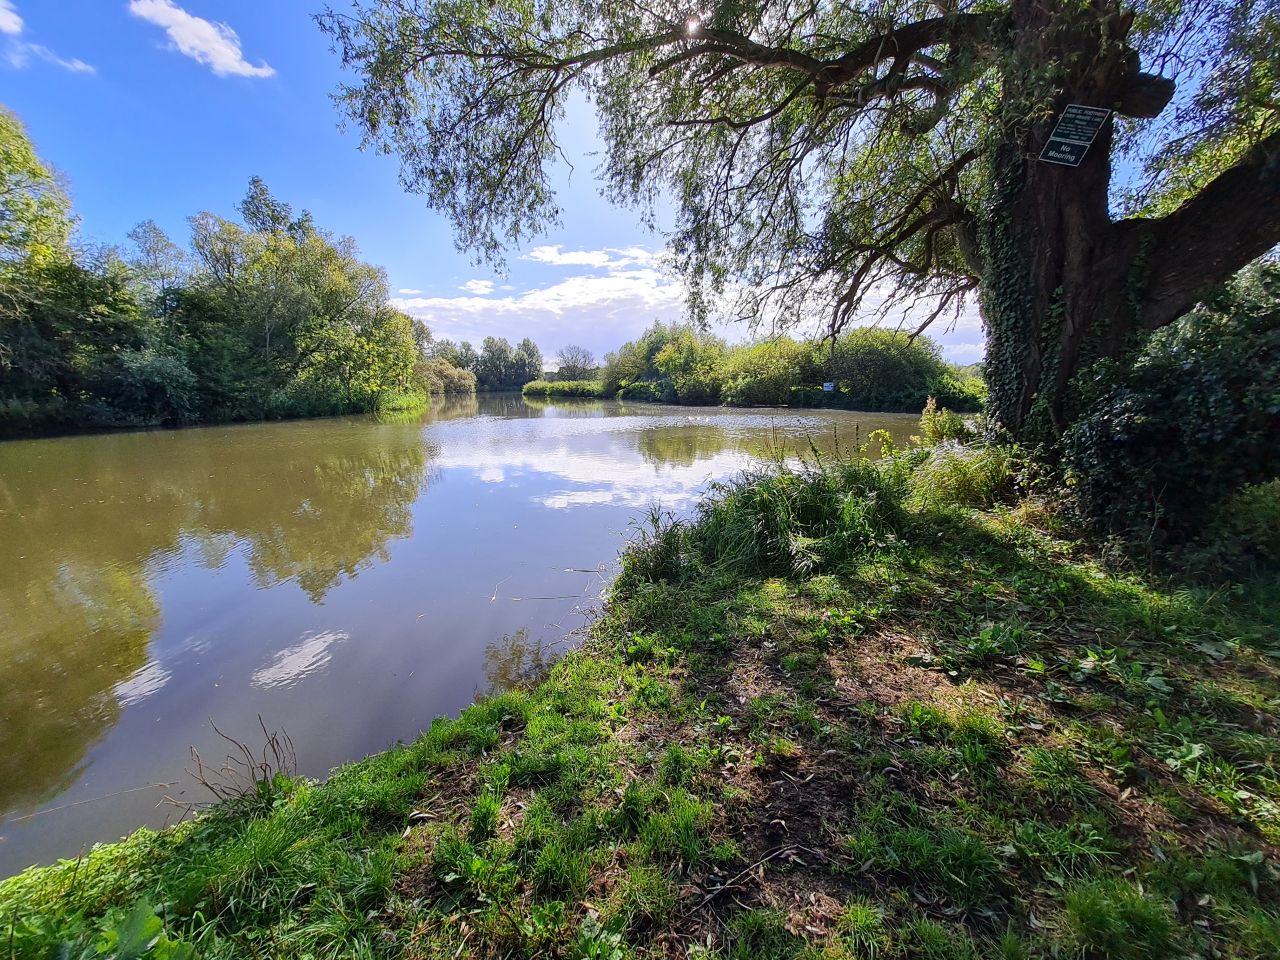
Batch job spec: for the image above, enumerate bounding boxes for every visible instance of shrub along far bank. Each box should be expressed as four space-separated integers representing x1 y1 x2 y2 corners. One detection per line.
524 325 985 412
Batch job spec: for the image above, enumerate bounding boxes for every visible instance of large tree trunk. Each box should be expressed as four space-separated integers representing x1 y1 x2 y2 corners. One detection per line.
981 1 1280 444
980 1 1143 442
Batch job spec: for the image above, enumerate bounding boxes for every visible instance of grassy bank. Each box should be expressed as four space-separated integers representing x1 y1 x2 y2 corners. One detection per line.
3 442 1278 959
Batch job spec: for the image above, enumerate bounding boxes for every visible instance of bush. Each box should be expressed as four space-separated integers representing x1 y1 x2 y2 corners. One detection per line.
600 322 684 395
0 396 68 436
264 381 369 419
102 346 197 425
417 357 477 395
617 380 669 402
522 379 606 399
825 329 982 412
601 323 724 403
1185 480 1280 575
1062 262 1280 545
720 339 811 406
919 397 978 443
652 328 725 404
930 369 988 410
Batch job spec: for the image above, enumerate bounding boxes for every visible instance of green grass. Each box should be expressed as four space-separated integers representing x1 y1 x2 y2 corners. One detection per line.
3 442 1278 959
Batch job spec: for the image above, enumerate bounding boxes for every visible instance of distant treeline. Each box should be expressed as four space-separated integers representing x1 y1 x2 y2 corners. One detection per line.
0 108 476 438
524 324 985 412
425 336 543 392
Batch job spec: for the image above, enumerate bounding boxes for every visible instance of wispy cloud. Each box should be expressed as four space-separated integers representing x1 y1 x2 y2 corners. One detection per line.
8 42 95 73
945 342 985 362
460 279 494 295
128 0 274 78
397 287 424 295
1 1 95 73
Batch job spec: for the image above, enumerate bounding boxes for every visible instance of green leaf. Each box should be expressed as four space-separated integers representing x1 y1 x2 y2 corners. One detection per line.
107 901 162 960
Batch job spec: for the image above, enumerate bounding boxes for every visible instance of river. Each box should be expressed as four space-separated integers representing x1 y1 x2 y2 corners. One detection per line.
0 394 917 877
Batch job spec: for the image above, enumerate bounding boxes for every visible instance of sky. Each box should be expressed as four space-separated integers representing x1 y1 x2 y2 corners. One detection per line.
0 0 985 364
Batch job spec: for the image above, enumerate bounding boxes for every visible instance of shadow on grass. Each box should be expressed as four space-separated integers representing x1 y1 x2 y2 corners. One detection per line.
608 503 1280 957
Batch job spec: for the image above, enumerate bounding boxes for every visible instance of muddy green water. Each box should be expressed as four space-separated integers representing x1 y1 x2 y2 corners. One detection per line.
0 395 916 877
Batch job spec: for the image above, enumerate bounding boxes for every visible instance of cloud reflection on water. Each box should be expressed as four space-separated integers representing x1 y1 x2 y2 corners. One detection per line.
250 630 350 690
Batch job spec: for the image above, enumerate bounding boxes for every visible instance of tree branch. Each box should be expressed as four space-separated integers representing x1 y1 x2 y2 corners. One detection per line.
1135 126 1280 331
1114 71 1175 119
814 13 1003 97
648 12 1003 104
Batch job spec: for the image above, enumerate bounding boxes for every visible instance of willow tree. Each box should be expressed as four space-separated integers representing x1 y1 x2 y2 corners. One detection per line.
319 0 1279 440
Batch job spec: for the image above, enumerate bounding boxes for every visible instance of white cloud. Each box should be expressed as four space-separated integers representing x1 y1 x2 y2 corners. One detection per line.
0 2 95 72
391 249 689 356
0 2 22 36
522 245 660 270
397 287 424 295
945 341 985 362
128 0 275 78
525 246 613 268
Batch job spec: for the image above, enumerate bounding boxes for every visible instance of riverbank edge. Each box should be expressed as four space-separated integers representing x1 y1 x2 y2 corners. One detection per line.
2 441 1278 959
0 388 438 443
521 378 984 414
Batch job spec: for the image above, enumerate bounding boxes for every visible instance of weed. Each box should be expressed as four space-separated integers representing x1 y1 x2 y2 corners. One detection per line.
605 865 677 931
837 897 888 957
532 839 590 899
900 701 951 741
1011 819 1119 880
727 909 803 960
1057 879 1179 960
470 791 501 840
659 744 693 786
902 916 979 960
1023 746 1098 806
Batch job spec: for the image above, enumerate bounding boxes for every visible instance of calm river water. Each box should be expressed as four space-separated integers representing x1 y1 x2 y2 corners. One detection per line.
0 394 916 876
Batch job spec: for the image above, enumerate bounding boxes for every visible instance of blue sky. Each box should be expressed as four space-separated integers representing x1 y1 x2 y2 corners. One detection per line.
0 0 984 363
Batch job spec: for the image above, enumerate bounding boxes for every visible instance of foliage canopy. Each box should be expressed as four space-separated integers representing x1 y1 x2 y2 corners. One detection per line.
0 117 426 435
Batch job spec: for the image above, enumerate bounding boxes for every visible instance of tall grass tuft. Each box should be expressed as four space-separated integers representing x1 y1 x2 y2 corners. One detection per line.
908 443 1016 511
619 455 912 589
619 431 1024 596
692 458 909 575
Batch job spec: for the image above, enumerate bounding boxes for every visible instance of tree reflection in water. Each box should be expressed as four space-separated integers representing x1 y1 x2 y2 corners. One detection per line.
0 417 436 813
483 629 564 694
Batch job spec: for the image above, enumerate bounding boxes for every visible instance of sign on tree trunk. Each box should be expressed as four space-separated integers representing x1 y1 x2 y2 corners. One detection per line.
1039 105 1111 167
